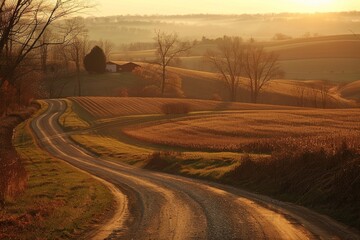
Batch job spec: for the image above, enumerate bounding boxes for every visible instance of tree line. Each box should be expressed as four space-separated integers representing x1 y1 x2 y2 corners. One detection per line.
0 0 114 115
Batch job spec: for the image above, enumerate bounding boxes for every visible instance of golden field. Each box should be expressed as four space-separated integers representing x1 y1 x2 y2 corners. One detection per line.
123 109 360 152
70 97 300 120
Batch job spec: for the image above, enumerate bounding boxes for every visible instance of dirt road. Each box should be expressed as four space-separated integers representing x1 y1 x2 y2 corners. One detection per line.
30 99 360 240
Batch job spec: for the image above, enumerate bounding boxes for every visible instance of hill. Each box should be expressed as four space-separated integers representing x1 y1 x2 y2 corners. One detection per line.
52 64 356 108
114 35 360 82
339 80 360 101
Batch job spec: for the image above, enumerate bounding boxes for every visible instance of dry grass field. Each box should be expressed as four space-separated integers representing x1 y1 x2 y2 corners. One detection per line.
70 97 300 120
340 80 360 100
123 109 360 152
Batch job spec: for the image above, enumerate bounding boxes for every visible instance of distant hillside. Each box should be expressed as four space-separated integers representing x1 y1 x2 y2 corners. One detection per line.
54 65 356 108
85 12 360 44
339 80 360 101
113 35 360 82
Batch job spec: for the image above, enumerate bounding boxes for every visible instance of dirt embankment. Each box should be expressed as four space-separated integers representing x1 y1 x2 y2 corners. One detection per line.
0 105 39 206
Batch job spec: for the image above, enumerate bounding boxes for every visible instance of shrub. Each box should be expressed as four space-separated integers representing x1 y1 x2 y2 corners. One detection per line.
211 93 223 101
83 46 106 74
161 102 191 115
141 85 161 97
144 152 180 171
114 88 129 97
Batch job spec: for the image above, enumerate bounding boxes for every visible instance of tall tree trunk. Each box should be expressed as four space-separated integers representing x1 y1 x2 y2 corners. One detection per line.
161 65 166 95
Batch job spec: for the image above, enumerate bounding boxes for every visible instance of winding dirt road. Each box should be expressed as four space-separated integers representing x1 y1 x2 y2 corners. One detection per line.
30 99 360 240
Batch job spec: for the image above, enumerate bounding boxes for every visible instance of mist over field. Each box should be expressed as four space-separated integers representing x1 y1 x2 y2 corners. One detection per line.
85 12 360 44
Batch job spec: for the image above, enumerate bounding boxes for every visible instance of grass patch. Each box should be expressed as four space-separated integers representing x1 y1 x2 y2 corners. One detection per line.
58 99 90 131
161 102 191 115
0 109 113 239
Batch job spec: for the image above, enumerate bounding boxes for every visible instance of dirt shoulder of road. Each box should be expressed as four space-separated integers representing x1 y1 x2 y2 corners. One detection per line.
0 102 115 239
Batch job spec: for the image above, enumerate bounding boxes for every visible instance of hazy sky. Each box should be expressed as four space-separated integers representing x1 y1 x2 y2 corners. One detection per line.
94 0 360 16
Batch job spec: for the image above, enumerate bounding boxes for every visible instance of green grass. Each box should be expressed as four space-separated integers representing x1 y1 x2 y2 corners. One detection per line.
0 104 114 239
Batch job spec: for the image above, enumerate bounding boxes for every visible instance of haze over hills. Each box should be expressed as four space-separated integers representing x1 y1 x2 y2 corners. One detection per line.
85 12 360 44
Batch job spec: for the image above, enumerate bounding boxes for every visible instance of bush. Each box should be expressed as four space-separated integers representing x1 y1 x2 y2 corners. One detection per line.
114 88 129 97
161 102 191 115
83 46 106 74
141 85 161 97
211 93 222 101
144 152 180 171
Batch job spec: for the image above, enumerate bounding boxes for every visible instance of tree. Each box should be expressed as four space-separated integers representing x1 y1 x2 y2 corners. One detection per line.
0 0 92 85
154 30 192 95
133 64 185 98
98 39 114 61
0 0 92 115
243 45 283 103
66 18 89 96
206 36 244 102
83 46 106 74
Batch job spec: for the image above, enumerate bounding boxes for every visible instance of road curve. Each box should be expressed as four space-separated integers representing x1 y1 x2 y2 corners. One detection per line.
30 99 360 240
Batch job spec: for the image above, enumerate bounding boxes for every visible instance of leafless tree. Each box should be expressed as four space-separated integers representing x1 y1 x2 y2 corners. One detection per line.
0 0 92 87
65 18 89 96
243 45 283 103
319 81 332 109
310 85 319 108
154 30 192 95
98 39 114 61
206 36 244 102
294 84 307 107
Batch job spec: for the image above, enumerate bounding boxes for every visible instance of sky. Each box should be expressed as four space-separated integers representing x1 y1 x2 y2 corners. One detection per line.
94 0 360 16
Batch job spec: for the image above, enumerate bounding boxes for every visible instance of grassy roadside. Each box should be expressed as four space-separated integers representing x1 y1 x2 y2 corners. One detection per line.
58 99 90 131
0 102 114 239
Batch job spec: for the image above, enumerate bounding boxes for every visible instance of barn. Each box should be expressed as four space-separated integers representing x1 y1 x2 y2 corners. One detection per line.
106 61 141 73
120 62 141 72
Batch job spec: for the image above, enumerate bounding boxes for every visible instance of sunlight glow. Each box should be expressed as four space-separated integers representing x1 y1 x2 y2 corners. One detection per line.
293 0 334 6
94 0 360 16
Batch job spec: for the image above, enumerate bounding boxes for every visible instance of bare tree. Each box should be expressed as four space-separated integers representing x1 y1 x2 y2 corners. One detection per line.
294 84 307 107
310 85 319 108
0 0 92 87
65 18 89 96
206 36 244 102
243 45 283 103
319 81 332 109
99 39 114 61
154 30 192 95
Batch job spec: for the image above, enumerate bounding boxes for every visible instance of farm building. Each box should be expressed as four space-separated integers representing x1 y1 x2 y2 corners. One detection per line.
120 62 141 72
106 61 122 73
106 61 141 73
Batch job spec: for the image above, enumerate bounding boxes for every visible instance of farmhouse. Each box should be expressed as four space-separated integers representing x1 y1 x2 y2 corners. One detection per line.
106 61 141 73
120 62 141 72
106 61 122 73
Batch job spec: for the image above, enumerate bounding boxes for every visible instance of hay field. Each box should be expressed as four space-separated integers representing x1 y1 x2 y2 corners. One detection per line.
339 80 360 100
70 97 302 119
123 109 360 152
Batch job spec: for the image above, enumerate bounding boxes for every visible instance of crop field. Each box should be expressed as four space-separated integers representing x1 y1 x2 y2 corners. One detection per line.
123 109 360 152
70 97 299 120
